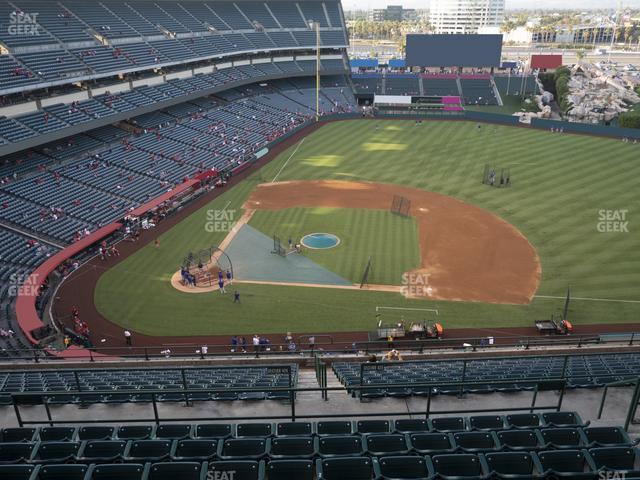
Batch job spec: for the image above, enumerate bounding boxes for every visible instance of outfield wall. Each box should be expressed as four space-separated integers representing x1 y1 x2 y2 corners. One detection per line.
531 118 640 140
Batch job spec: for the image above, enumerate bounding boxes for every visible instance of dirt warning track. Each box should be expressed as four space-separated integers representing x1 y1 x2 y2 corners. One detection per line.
245 180 541 305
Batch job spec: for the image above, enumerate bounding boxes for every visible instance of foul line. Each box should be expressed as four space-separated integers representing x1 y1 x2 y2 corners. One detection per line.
271 137 305 183
535 295 640 305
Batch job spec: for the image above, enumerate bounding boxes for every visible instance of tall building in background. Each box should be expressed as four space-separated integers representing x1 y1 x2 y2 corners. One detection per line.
429 0 505 34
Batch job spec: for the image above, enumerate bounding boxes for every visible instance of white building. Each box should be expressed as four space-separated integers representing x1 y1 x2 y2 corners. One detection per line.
430 0 505 34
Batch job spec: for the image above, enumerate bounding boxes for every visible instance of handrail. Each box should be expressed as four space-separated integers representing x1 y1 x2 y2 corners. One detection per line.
6 376 567 427
5 332 639 365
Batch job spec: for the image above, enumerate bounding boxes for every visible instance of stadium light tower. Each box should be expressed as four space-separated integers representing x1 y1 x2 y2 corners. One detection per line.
308 20 321 121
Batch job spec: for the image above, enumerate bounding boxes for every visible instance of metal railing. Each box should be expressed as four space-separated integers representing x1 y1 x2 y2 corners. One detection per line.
8 331 640 364
6 376 569 429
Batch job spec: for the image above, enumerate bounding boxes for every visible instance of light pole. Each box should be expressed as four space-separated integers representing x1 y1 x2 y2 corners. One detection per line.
309 20 321 121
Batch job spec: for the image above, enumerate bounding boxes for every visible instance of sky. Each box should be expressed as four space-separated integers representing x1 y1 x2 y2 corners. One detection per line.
344 0 639 11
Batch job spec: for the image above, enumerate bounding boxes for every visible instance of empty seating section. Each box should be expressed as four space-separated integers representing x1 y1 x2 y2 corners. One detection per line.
0 413 636 480
0 365 297 403
422 76 461 96
0 59 348 147
351 75 381 95
494 74 538 95
333 353 640 398
460 77 499 105
385 75 420 96
0 1 349 92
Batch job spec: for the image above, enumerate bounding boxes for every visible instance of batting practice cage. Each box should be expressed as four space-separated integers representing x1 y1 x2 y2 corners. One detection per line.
271 235 287 257
391 195 411 217
182 246 233 287
482 164 511 188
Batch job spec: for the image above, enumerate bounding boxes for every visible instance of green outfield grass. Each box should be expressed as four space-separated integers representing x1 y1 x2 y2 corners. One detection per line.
249 207 420 285
95 119 640 336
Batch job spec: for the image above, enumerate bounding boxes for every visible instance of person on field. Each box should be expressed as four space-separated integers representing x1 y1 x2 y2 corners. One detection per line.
218 278 226 293
154 238 160 248
233 291 240 303
226 269 232 284
124 330 132 346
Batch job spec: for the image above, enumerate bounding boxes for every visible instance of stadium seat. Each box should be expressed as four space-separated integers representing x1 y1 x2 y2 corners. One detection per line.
429 417 465 432
356 420 390 434
408 433 455 454
377 455 430 480
117 425 154 440
317 436 364 457
316 421 352 436
497 429 543 451
469 415 505 431
1 428 37 443
537 450 595 479
172 440 218 461
195 424 233 439
77 426 114 441
77 440 127 462
148 462 205 480
236 423 273 437
86 463 148 480
124 440 172 462
38 428 76 442
428 453 486 478
316 457 377 480
364 434 411 456
0 443 36 464
266 459 314 480
0 464 38 480
506 414 542 428
452 431 500 452
218 438 268 460
393 419 429 433
269 437 315 459
276 422 313 436
483 452 542 478
31 442 81 463
540 428 587 448
36 464 88 480
583 427 632 446
542 411 586 427
156 424 191 440
209 460 264 480
589 447 640 473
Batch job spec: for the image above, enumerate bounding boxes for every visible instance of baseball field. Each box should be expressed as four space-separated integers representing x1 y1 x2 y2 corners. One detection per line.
90 119 640 338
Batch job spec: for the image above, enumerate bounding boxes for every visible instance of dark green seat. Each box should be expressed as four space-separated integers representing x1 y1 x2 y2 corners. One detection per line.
542 411 585 427
537 450 594 479
430 417 465 432
394 419 429 433
316 421 352 436
469 415 505 431
589 447 639 472
409 433 454 454
0 464 38 480
172 440 217 461
584 427 631 447
0 443 36 464
32 442 80 463
497 430 542 451
208 461 263 480
218 438 267 460
276 422 312 437
38 428 76 442
156 424 191 440
117 426 153 440
506 414 541 429
87 463 147 480
364 434 410 456
1 429 37 443
267 460 313 480
269 437 315 459
378 456 430 480
317 436 364 458
125 440 172 462
78 440 127 462
148 462 204 480
429 453 485 478
77 426 114 441
316 457 376 480
540 428 586 448
236 423 272 438
194 424 233 439
356 420 390 434
36 464 88 480
453 432 499 452
483 452 541 478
